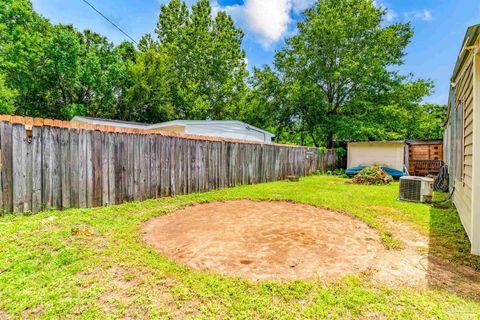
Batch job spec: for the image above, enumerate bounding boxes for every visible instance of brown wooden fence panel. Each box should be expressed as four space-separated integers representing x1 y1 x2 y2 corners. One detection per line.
0 117 342 214
78 129 87 208
317 149 346 172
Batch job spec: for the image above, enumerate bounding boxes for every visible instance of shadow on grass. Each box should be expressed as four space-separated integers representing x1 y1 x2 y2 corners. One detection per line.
427 193 480 305
429 194 480 270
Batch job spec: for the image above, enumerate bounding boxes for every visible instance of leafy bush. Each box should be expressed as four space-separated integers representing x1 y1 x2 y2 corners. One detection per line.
316 169 347 177
351 166 393 185
328 169 347 177
334 147 346 157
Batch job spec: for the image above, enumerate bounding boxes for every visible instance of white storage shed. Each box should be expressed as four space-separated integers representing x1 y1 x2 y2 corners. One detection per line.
347 141 406 172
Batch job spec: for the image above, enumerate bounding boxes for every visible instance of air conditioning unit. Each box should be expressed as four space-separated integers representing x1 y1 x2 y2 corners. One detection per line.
399 176 434 203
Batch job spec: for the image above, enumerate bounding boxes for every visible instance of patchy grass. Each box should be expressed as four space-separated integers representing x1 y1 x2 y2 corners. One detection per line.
428 193 480 270
0 175 479 319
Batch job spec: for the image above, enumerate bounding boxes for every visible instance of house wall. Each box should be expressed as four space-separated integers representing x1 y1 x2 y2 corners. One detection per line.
446 48 480 254
454 60 473 240
155 125 186 134
471 51 480 254
347 142 405 171
184 123 273 142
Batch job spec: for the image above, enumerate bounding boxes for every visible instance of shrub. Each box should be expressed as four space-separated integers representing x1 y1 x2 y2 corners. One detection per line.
329 169 347 177
316 169 347 177
351 166 393 185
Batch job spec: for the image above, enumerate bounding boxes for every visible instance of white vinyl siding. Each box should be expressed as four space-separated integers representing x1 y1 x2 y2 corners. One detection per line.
446 26 480 254
449 59 475 242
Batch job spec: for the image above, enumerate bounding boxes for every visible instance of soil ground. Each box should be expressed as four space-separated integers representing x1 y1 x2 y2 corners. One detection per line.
143 200 480 298
143 200 384 280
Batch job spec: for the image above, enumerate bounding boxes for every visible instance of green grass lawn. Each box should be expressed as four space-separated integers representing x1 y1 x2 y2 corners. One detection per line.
1 175 479 319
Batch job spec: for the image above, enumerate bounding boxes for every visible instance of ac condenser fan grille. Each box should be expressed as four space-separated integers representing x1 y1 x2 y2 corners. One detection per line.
399 178 422 202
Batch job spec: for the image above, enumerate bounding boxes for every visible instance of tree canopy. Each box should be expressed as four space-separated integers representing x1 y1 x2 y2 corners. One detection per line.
0 0 247 121
248 0 437 146
131 0 248 121
0 0 445 146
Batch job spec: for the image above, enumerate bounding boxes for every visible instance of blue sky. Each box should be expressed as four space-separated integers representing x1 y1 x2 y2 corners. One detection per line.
32 0 480 105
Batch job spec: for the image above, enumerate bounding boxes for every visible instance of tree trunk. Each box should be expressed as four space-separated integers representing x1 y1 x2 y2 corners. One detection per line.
310 133 319 147
326 132 334 149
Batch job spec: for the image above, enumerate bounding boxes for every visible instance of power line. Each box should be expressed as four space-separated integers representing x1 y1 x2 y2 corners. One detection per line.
80 0 138 44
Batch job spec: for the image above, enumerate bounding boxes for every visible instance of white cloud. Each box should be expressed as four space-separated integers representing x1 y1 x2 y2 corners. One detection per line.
384 9 397 22
216 0 314 49
170 0 318 48
373 0 397 22
243 0 292 48
373 1 433 23
404 9 433 22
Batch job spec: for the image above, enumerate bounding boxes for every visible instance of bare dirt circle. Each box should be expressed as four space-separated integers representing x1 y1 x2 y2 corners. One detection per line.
143 200 384 281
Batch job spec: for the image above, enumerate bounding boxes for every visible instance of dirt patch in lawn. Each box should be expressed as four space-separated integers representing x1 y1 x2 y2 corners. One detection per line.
372 218 480 299
143 200 383 281
143 200 480 298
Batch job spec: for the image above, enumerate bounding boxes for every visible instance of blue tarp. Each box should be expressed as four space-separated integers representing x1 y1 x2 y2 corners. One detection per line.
345 166 407 180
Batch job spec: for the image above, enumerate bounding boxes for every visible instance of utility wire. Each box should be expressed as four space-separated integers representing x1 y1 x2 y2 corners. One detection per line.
80 0 138 44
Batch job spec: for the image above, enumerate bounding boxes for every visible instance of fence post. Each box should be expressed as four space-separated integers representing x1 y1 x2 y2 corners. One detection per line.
0 116 330 214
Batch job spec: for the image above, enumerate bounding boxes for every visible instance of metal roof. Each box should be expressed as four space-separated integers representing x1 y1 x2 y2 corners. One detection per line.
149 120 274 136
347 140 405 144
72 116 149 128
347 139 443 145
446 24 480 124
451 24 480 83
72 116 274 137
406 139 443 145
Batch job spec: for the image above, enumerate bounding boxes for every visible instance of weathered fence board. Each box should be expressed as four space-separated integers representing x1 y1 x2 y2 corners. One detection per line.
41 126 52 211
12 124 26 212
78 129 87 208
101 132 109 206
0 120 344 214
61 128 71 209
1 122 12 212
31 126 42 213
69 129 79 209
52 127 61 210
317 149 345 172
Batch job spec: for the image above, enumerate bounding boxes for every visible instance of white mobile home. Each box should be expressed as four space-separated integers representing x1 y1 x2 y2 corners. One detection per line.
72 117 275 143
444 24 480 254
149 120 274 142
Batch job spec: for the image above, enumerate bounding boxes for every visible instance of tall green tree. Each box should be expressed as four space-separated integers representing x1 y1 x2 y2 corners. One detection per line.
153 0 248 120
251 0 432 146
0 0 130 119
39 26 129 119
0 73 17 114
0 0 50 114
406 103 447 140
123 43 175 122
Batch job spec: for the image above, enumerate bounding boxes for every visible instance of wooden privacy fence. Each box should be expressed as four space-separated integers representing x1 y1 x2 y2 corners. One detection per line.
0 116 324 214
317 149 346 171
